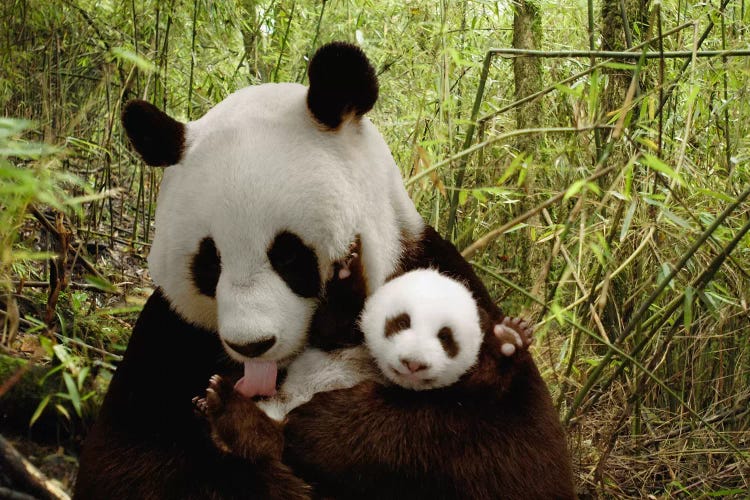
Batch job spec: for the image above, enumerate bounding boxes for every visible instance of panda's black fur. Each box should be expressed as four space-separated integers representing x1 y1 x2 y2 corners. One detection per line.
75 42 573 499
196 226 576 500
75 289 310 499
281 229 576 499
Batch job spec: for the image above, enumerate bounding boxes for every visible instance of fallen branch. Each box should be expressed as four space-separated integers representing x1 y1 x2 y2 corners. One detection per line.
0 487 39 500
0 434 70 500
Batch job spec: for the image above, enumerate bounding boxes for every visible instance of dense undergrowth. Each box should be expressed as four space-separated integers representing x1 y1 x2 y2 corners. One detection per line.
1 0 748 497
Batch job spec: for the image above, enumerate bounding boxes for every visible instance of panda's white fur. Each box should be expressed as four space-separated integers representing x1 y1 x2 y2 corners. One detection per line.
361 269 483 390
148 82 423 363
257 346 380 421
257 269 483 421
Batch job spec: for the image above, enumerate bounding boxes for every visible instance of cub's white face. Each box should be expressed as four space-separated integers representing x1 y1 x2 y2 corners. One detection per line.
360 269 483 390
132 44 425 364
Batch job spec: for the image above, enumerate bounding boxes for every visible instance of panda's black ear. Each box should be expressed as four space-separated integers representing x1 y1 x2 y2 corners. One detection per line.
307 42 379 129
122 100 185 167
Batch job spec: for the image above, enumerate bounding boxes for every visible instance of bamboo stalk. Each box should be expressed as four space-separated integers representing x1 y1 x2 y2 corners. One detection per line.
564 184 750 424
580 214 750 414
478 22 693 126
444 49 492 238
460 142 616 260
656 0 732 116
443 20 696 236
474 263 749 457
186 0 199 119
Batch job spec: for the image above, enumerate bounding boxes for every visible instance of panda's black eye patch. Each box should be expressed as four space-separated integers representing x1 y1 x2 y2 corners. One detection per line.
384 312 410 338
191 237 221 297
437 326 459 358
267 231 320 298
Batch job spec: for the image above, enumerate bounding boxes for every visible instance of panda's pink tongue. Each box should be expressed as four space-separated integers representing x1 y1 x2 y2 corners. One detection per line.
234 360 278 398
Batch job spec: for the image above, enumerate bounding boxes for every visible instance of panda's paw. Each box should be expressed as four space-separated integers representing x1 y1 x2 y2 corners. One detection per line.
335 236 362 280
195 375 285 460
192 396 208 415
493 316 534 357
193 374 232 417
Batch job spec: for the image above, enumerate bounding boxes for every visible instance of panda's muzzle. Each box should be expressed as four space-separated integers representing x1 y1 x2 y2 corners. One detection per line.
225 337 277 358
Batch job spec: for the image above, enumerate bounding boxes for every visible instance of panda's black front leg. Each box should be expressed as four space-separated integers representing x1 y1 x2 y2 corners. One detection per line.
193 375 285 462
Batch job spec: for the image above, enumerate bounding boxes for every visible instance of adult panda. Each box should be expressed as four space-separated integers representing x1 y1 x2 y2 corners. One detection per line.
75 42 571 499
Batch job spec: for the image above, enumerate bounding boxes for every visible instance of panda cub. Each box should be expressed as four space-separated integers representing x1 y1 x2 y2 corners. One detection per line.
208 266 532 426
361 268 530 390
253 269 487 421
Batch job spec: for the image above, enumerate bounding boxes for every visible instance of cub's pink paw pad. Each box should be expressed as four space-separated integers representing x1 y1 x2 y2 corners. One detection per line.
493 316 534 357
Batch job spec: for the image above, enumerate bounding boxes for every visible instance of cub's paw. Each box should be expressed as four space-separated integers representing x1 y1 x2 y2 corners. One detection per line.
192 374 232 417
335 237 361 280
493 316 534 357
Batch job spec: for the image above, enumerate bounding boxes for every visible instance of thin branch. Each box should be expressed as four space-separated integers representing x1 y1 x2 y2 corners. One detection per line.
478 22 693 125
406 125 610 188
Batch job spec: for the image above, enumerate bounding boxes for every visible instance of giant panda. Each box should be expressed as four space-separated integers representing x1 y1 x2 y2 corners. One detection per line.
195 261 574 499
75 42 572 499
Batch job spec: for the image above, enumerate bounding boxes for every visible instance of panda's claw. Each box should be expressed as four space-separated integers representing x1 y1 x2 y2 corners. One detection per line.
193 374 233 417
205 388 228 417
334 236 362 281
192 396 209 416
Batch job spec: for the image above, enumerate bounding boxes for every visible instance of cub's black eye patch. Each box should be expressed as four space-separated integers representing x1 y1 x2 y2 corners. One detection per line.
267 231 320 298
437 326 459 358
384 312 411 338
191 237 221 297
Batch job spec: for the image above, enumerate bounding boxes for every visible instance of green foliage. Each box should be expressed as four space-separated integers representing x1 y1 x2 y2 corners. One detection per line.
0 120 67 282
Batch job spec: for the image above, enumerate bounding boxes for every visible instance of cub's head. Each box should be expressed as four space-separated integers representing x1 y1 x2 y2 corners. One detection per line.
359 269 483 390
123 42 423 366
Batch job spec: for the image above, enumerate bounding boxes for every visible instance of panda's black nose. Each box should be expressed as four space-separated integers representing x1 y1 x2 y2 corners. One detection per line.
226 337 276 358
401 358 430 373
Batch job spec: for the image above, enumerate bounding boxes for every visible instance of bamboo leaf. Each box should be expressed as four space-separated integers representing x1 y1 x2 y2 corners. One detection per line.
63 372 82 417
684 286 694 330
29 395 51 427
54 403 71 421
564 179 587 200
640 154 684 185
620 199 638 242
110 47 156 73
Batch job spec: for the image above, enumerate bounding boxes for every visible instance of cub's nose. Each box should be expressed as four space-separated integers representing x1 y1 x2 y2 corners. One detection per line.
226 337 276 358
401 358 429 373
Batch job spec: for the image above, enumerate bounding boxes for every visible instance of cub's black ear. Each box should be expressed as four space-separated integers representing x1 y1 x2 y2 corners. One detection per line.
122 100 185 166
307 42 378 129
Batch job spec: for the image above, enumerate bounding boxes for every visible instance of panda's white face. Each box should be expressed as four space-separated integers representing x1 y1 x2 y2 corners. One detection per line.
148 82 423 364
360 269 483 390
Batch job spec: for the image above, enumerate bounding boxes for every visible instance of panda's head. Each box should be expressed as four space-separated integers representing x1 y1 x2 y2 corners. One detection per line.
359 269 483 390
122 42 423 367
